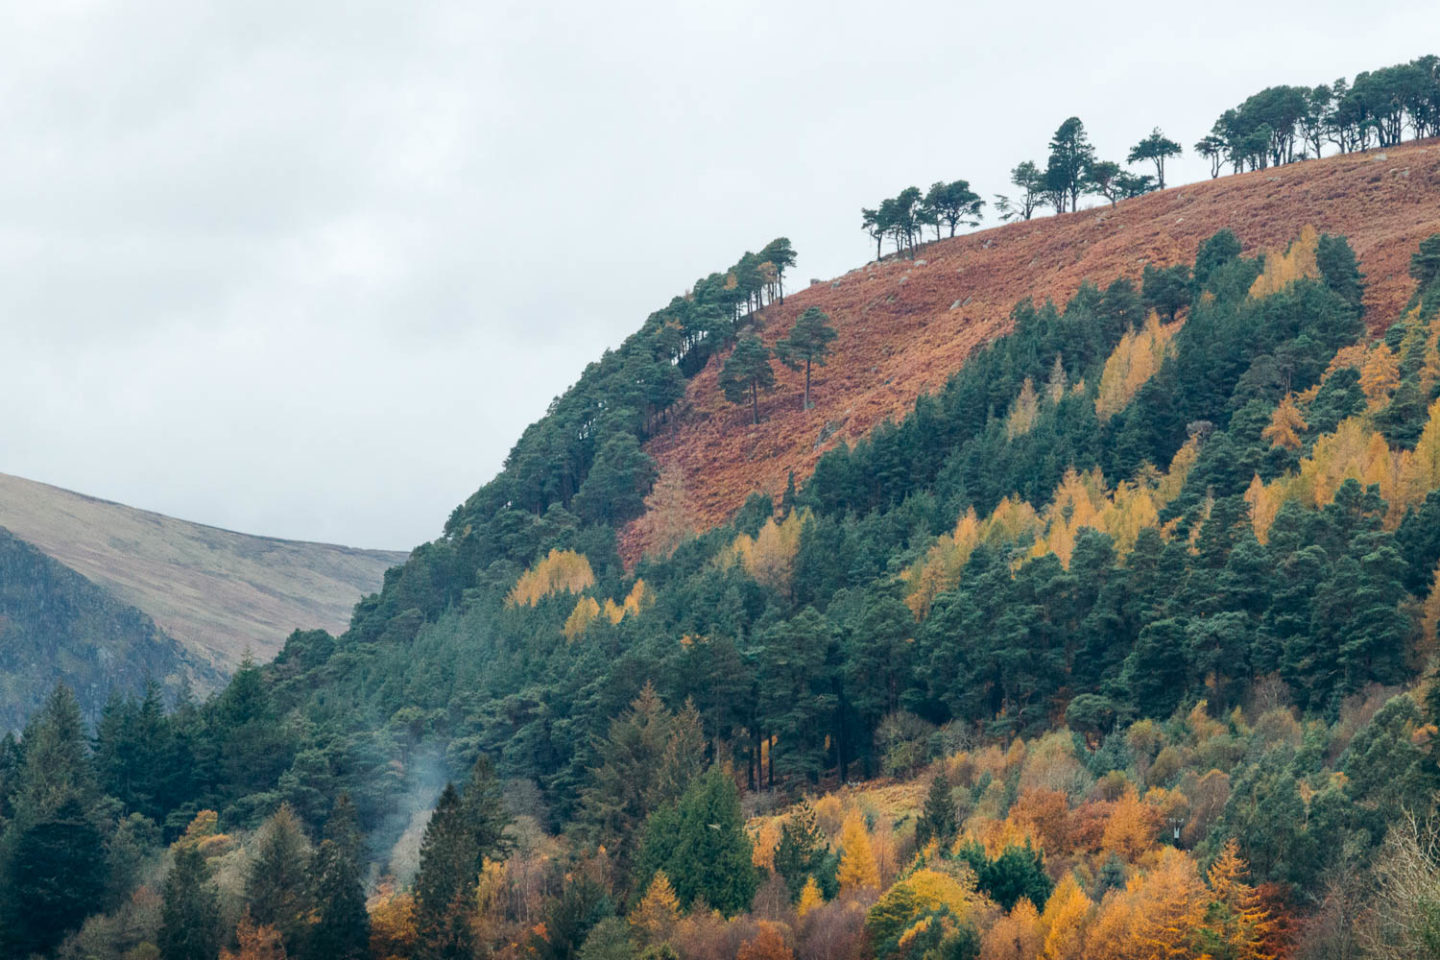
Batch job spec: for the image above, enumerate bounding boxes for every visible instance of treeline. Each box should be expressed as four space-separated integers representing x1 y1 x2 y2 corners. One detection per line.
1197 55 1440 175
866 53 1440 251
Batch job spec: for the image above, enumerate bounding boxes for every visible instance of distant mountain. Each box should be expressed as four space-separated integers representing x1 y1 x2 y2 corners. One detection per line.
0 526 215 730
0 473 408 679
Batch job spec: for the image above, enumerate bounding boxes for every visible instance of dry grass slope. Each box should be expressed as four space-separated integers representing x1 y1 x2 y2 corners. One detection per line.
624 140 1440 562
0 472 408 682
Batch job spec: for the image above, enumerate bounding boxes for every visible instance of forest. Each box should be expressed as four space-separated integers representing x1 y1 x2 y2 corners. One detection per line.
4 49 1440 960
4 219 1440 959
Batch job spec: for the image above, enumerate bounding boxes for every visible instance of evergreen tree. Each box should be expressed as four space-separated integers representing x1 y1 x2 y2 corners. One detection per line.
1045 118 1095 213
0 795 107 957
245 803 313 955
776 308 838 410
159 843 222 960
307 795 370 960
720 336 777 425
414 784 476 960
915 772 957 850
1127 128 1182 189
773 799 827 899
637 768 756 915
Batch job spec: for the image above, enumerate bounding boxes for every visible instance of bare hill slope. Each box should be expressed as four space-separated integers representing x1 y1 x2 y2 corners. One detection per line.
0 472 407 679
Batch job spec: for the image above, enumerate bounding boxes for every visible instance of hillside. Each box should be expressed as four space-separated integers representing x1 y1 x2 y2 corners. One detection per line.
0 473 407 677
625 139 1440 560
0 527 215 731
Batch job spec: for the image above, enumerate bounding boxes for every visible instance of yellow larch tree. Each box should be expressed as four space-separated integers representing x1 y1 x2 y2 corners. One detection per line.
836 811 881 893
563 596 602 641
368 879 418 960
1007 377 1041 440
1262 394 1308 450
1100 786 1160 863
723 509 810 596
630 871 681 946
1248 225 1320 299
1204 839 1276 960
796 876 825 918
1360 342 1401 409
751 819 781 870
507 549 596 607
638 468 698 561
1047 354 1069 403
1040 874 1093 960
981 897 1044 960
1096 312 1183 420
1085 847 1208 960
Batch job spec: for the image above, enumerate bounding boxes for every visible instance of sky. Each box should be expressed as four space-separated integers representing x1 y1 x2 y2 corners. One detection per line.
2 1 1436 551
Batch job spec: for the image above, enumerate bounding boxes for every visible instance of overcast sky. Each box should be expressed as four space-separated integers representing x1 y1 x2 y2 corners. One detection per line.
2 1 1435 550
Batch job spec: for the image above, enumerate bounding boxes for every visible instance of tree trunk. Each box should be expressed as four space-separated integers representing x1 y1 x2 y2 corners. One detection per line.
750 381 759 425
803 359 812 410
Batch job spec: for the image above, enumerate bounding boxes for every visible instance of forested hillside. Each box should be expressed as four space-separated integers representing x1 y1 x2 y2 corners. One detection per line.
6 53 1440 960
0 527 214 731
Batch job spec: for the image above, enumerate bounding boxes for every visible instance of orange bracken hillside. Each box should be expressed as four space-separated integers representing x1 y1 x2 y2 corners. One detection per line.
622 139 1440 562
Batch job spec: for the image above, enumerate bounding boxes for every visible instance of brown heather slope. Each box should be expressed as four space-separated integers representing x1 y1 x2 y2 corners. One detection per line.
0 472 408 682
623 140 1440 562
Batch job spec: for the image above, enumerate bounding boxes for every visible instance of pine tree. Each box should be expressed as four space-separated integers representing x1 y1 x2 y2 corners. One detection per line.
773 799 827 899
776 307 838 410
245 804 313 956
160 842 222 960
307 795 370 960
414 784 476 960
915 772 957 850
720 335 777 425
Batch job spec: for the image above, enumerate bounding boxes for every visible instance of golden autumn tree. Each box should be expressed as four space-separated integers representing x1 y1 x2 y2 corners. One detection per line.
836 811 881 893
1100 786 1160 863
630 871 681 946
796 877 825 918
737 921 795 960
1200 840 1276 960
1039 874 1093 960
1248 225 1320 299
1007 377 1040 439
1095 312 1182 420
1085 847 1207 960
638 468 698 560
1359 343 1401 409
221 914 287 960
981 897 1044 960
564 596 601 641
506 549 596 607
724 510 809 596
1262 394 1308 450
367 880 418 960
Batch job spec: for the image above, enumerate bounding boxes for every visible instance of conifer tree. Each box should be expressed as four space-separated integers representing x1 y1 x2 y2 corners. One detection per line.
246 804 313 955
629 870 680 946
795 877 824 918
776 308 838 410
414 784 476 960
720 335 777 425
307 795 370 960
637 768 757 915
1127 128 1182 189
160 843 222 960
773 799 827 899
835 811 880 893
915 772 957 850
